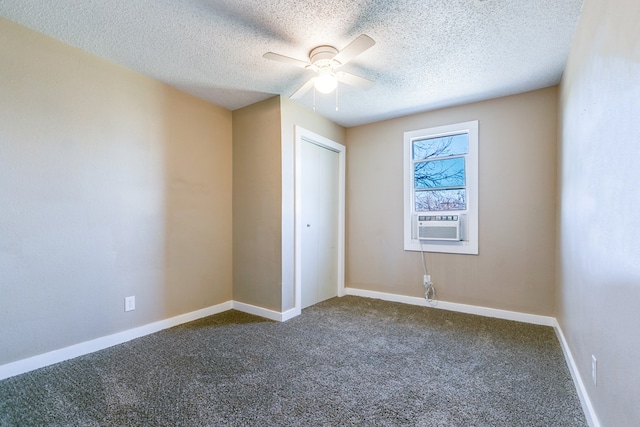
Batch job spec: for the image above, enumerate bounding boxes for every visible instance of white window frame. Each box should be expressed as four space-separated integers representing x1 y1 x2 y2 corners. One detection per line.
403 120 478 255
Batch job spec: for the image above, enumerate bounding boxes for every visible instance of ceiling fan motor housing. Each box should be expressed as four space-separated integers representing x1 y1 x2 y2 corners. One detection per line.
309 46 340 69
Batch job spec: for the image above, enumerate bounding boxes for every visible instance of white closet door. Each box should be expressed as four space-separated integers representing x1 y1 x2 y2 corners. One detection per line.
300 139 339 309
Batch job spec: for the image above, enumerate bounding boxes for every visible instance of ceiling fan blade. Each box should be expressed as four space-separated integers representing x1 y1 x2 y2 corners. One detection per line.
263 52 310 69
290 77 316 99
337 72 374 90
333 34 375 65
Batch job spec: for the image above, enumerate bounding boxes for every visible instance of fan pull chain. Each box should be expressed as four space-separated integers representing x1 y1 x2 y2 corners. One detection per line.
335 84 339 111
312 87 316 112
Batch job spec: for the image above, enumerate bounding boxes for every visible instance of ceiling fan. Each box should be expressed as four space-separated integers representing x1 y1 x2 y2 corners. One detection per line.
263 34 376 99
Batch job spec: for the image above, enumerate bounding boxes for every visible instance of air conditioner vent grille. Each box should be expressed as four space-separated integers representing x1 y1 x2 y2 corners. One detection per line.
417 215 462 241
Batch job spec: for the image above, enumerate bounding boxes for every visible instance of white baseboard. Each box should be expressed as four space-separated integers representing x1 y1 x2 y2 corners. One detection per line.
345 287 555 326
232 301 298 322
553 322 601 427
0 301 233 381
280 307 301 322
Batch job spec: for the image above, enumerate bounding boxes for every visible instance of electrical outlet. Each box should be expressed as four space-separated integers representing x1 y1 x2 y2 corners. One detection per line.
591 355 597 386
125 296 136 312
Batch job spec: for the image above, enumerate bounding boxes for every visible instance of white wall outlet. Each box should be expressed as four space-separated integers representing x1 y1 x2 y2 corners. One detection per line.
423 275 431 285
591 355 597 386
125 296 136 312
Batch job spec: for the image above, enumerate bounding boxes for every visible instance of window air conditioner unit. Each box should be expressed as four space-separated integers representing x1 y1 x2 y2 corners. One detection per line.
417 215 462 241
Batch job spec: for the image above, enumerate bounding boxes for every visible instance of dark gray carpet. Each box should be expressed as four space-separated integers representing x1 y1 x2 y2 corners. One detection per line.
0 296 587 426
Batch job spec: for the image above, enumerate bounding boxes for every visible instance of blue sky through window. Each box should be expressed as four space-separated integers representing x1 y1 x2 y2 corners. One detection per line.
413 133 468 211
414 157 465 189
413 134 468 160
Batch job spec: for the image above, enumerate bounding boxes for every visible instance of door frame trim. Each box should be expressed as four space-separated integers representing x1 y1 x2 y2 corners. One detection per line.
294 126 346 316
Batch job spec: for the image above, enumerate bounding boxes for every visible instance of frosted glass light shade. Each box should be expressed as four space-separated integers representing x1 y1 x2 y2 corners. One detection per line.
314 69 338 94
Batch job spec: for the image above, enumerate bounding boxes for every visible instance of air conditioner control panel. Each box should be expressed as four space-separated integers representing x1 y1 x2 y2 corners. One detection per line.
418 215 459 222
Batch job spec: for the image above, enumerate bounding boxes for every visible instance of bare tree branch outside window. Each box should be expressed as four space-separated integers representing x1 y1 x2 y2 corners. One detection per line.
413 136 467 211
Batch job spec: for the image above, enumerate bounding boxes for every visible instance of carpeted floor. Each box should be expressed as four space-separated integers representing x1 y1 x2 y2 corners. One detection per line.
0 296 587 426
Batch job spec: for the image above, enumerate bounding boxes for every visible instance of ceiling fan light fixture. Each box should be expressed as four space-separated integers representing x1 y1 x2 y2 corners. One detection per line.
314 68 338 94
264 34 375 100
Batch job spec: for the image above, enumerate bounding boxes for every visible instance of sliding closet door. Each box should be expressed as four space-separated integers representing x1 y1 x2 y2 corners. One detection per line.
300 139 340 309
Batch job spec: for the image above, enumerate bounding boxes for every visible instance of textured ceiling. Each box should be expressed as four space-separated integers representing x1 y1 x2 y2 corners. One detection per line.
0 0 583 127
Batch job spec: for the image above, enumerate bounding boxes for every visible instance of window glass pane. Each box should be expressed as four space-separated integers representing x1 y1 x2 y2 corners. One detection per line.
414 157 465 189
415 189 466 211
413 133 468 160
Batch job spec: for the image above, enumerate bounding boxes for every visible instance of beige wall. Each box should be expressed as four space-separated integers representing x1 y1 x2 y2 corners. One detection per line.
232 96 345 312
232 97 282 311
346 87 558 315
0 18 233 365
558 0 640 425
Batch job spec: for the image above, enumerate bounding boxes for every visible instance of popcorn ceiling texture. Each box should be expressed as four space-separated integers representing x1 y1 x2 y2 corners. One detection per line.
0 0 583 126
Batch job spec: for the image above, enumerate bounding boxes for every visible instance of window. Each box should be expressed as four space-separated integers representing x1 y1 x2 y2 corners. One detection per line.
404 121 478 254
